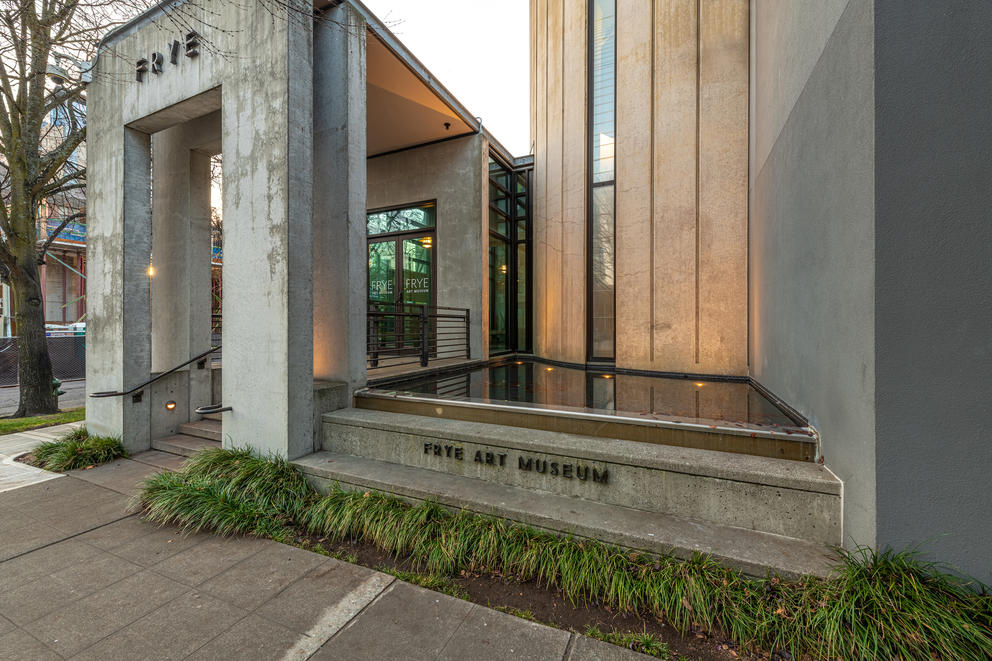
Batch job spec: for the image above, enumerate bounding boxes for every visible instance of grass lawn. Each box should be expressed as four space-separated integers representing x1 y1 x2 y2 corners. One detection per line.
0 407 85 435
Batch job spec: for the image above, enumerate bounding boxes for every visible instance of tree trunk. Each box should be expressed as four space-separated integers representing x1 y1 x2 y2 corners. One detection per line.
12 260 58 416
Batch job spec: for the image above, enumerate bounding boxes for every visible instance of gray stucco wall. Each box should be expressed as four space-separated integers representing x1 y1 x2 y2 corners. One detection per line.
366 135 487 359
873 0 992 583
749 0 877 547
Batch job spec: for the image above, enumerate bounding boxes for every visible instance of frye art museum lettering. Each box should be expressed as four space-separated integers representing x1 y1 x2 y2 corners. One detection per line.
423 443 609 484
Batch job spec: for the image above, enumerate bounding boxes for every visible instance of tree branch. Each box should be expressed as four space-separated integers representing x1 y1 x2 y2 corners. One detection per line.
36 210 85 261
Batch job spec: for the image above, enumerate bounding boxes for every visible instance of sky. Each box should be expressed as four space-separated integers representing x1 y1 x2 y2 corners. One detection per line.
361 0 531 156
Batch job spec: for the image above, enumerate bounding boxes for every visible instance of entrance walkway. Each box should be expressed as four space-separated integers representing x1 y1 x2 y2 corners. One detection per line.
0 452 646 660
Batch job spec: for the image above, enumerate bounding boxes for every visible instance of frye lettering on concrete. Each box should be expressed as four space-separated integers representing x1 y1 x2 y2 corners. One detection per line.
136 32 199 82
422 442 609 484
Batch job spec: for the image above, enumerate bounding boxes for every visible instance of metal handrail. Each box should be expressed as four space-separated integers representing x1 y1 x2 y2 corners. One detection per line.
90 345 221 401
194 403 231 415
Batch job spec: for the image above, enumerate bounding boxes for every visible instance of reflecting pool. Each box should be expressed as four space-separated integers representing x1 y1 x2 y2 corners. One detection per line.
371 358 801 430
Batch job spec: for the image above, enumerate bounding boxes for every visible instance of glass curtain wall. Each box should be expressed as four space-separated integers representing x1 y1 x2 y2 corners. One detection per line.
488 156 531 355
588 0 616 360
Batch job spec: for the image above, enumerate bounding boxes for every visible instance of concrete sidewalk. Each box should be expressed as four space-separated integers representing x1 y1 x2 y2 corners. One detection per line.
0 454 649 660
0 423 84 494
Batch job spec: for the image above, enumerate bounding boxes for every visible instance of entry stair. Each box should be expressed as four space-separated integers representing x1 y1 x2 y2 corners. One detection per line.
151 417 222 457
295 408 844 580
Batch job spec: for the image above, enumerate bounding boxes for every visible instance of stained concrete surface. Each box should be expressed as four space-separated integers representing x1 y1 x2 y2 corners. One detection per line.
0 451 652 660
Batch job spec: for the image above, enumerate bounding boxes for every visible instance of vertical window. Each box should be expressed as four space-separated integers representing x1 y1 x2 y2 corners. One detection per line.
489 157 531 355
588 0 616 360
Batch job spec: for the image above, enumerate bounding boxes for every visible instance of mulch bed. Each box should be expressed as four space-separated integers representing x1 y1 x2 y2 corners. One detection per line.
293 531 766 661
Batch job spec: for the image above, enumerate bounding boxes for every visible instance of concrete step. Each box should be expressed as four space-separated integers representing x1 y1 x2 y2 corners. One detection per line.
201 413 223 422
177 419 222 442
293 451 839 579
152 434 221 457
322 408 842 545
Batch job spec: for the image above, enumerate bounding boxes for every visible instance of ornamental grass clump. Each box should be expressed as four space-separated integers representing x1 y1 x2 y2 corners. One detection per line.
31 428 127 471
134 448 992 661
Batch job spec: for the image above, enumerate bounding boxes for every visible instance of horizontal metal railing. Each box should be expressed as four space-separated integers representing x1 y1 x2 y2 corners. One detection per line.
368 302 470 370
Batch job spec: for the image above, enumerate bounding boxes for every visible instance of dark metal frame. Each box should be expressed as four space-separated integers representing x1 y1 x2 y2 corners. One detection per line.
586 0 617 363
488 153 533 356
367 303 470 370
367 200 439 353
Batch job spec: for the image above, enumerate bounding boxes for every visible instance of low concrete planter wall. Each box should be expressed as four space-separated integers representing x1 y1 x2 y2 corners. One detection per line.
322 409 841 545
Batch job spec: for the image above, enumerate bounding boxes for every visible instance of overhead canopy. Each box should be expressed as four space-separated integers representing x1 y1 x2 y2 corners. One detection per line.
365 32 475 156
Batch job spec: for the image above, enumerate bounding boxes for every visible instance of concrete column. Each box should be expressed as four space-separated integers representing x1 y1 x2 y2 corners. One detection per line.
86 127 152 453
313 5 367 394
149 111 218 436
220 6 314 460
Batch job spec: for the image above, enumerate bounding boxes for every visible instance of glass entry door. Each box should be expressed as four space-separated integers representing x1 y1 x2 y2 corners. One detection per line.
368 234 434 353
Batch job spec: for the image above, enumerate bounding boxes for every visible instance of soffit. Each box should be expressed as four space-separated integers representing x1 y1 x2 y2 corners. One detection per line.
365 32 475 156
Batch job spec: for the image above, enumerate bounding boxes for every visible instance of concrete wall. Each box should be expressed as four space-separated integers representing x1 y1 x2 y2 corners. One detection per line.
531 0 587 365
532 0 748 373
88 0 318 458
873 0 992 583
749 0 876 548
365 134 487 359
617 0 748 375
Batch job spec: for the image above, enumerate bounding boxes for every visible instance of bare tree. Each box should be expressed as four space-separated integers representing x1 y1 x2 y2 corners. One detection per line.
0 0 150 416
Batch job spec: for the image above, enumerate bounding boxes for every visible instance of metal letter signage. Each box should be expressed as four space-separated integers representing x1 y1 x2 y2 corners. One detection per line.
423 442 610 485
136 32 200 84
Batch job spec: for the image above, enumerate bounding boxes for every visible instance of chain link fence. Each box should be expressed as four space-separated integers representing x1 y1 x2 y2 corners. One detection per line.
0 336 86 387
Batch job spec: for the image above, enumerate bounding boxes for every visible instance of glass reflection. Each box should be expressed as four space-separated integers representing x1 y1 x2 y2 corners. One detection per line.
367 203 436 236
381 358 798 429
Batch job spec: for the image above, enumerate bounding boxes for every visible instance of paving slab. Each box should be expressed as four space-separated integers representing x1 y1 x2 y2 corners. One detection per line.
103 523 206 568
0 519 69 562
436 603 572 661
185 614 306 661
76 591 247 660
0 538 101 592
0 627 61 661
67 457 163 495
74 514 160 550
28 490 131 537
254 557 387 634
0 507 34 532
313 581 475 661
151 533 268 587
0 615 14 637
0 573 95 627
197 542 327 611
0 473 77 508
22 570 188 657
